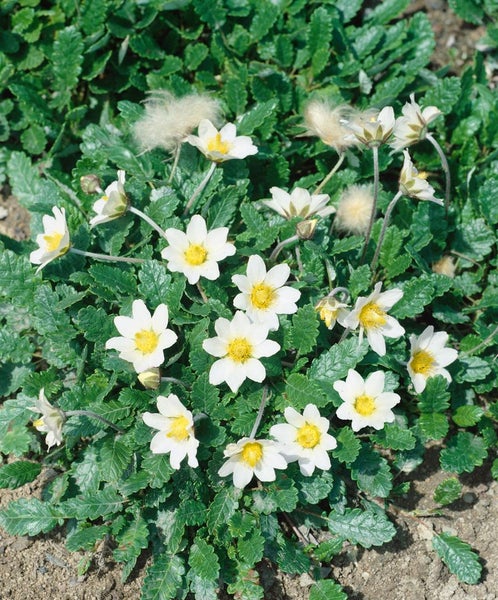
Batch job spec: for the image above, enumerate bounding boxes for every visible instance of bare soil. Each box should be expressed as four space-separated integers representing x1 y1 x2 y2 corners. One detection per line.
0 3 495 598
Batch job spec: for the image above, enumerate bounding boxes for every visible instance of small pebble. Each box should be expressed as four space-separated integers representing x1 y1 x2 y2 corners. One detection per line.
0 207 8 219
463 492 476 504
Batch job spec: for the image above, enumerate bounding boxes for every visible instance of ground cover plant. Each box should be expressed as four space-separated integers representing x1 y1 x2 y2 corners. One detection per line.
0 1 497 598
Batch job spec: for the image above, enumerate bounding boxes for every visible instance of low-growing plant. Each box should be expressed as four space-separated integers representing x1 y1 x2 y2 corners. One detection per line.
1 2 498 599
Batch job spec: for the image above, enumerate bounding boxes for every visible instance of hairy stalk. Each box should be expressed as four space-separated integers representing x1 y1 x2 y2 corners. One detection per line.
183 161 217 215
128 205 168 241
314 153 345 195
270 235 299 262
370 190 403 274
249 387 270 439
69 247 145 264
426 133 451 211
168 143 182 184
360 145 379 263
65 410 124 434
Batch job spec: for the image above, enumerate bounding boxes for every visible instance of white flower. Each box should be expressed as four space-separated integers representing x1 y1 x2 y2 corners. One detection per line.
399 150 442 205
315 295 349 330
232 255 301 331
161 214 236 285
134 91 222 152
263 186 335 220
218 437 288 489
89 170 128 227
343 106 395 147
333 369 401 431
186 119 258 162
391 94 441 151
29 206 70 273
202 311 280 393
303 100 357 153
334 185 374 235
142 394 199 469
30 388 65 450
270 404 337 476
343 282 405 356
105 300 177 373
407 326 458 394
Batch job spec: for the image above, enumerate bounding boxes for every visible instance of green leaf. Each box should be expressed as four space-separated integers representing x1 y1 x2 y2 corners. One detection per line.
453 405 484 427
455 218 494 261
348 264 371 297
310 580 347 600
283 374 327 410
250 1 279 40
433 478 462 506
60 488 123 520
89 263 137 299
298 471 335 504
99 438 132 482
457 356 491 383
113 514 149 570
75 305 115 343
309 338 368 400
327 508 396 548
51 26 84 108
418 376 450 412
0 461 41 489
440 433 488 474
207 487 241 536
238 529 265 567
365 0 410 24
350 446 393 498
432 532 482 584
418 413 449 440
138 261 176 310
288 304 319 354
66 525 109 551
21 123 47 155
307 7 332 76
156 509 185 554
373 423 416 451
423 77 462 113
238 100 278 135
333 427 361 464
142 554 185 600
0 498 57 536
448 0 484 24
393 275 435 319
189 537 220 580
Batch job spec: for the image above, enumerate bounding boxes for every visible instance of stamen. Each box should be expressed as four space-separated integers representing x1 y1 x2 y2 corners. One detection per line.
241 441 263 467
167 415 190 441
227 338 253 363
296 423 321 448
184 244 208 266
359 302 387 329
354 394 376 417
250 283 276 310
134 329 159 354
410 349 435 375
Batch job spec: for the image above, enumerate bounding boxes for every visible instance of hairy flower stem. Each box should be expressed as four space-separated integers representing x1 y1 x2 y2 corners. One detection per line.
426 133 451 211
360 145 379 264
370 190 403 274
314 153 345 195
250 387 269 439
270 235 299 262
65 410 124 434
196 281 208 303
168 144 182 184
460 324 498 357
183 161 217 215
128 205 168 241
69 247 145 264
161 376 190 389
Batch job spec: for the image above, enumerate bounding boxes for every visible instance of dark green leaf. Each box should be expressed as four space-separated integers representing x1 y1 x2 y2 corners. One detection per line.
288 304 319 354
432 532 482 584
0 498 57 536
142 554 185 600
327 508 396 548
0 461 41 489
310 580 347 600
433 478 462 506
440 433 488 474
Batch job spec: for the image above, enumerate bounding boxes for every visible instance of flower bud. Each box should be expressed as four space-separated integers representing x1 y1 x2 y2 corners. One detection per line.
80 174 102 194
138 368 161 389
315 296 349 330
296 219 318 240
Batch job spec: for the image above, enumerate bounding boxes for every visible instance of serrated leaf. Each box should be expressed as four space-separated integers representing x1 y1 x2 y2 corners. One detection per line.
0 498 57 536
51 26 84 108
186 537 220 586
66 525 109 551
238 100 278 135
60 488 123 520
307 7 332 76
0 461 41 489
452 405 484 427
99 438 132 482
288 304 319 354
333 427 361 464
433 532 482 584
433 478 462 506
327 508 396 548
113 514 149 570
238 528 265 567
207 487 241 535
393 275 435 319
455 218 494 261
373 423 416 451
350 446 393 498
418 376 450 412
309 338 368 400
310 580 347 600
419 413 449 440
298 471 334 504
89 263 137 298
440 433 488 474
457 356 491 383
142 554 185 600
283 374 327 410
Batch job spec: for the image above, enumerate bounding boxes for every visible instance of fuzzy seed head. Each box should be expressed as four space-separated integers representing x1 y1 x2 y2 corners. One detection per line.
432 255 456 278
303 100 357 153
134 91 222 153
334 185 374 235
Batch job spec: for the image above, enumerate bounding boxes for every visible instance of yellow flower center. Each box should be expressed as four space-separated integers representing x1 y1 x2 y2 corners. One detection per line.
318 305 338 329
296 423 321 449
184 244 208 266
33 418 44 429
102 194 109 202
167 415 190 441
241 441 263 467
354 394 376 417
207 132 231 155
410 349 435 376
417 171 429 180
226 338 253 363
134 329 159 354
43 232 64 252
250 283 276 310
359 302 387 330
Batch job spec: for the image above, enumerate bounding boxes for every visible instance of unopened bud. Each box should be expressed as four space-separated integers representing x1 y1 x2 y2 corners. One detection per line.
296 219 318 240
80 174 102 194
138 368 161 389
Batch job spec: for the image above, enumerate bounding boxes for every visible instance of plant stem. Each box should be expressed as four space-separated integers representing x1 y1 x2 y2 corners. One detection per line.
426 133 451 211
314 153 345 195
360 145 379 264
183 161 217 215
196 281 208 303
161 376 190 389
168 144 182 184
460 324 498 356
370 190 403 273
65 410 124 434
128 205 168 241
250 386 269 439
270 235 299 262
69 247 145 264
